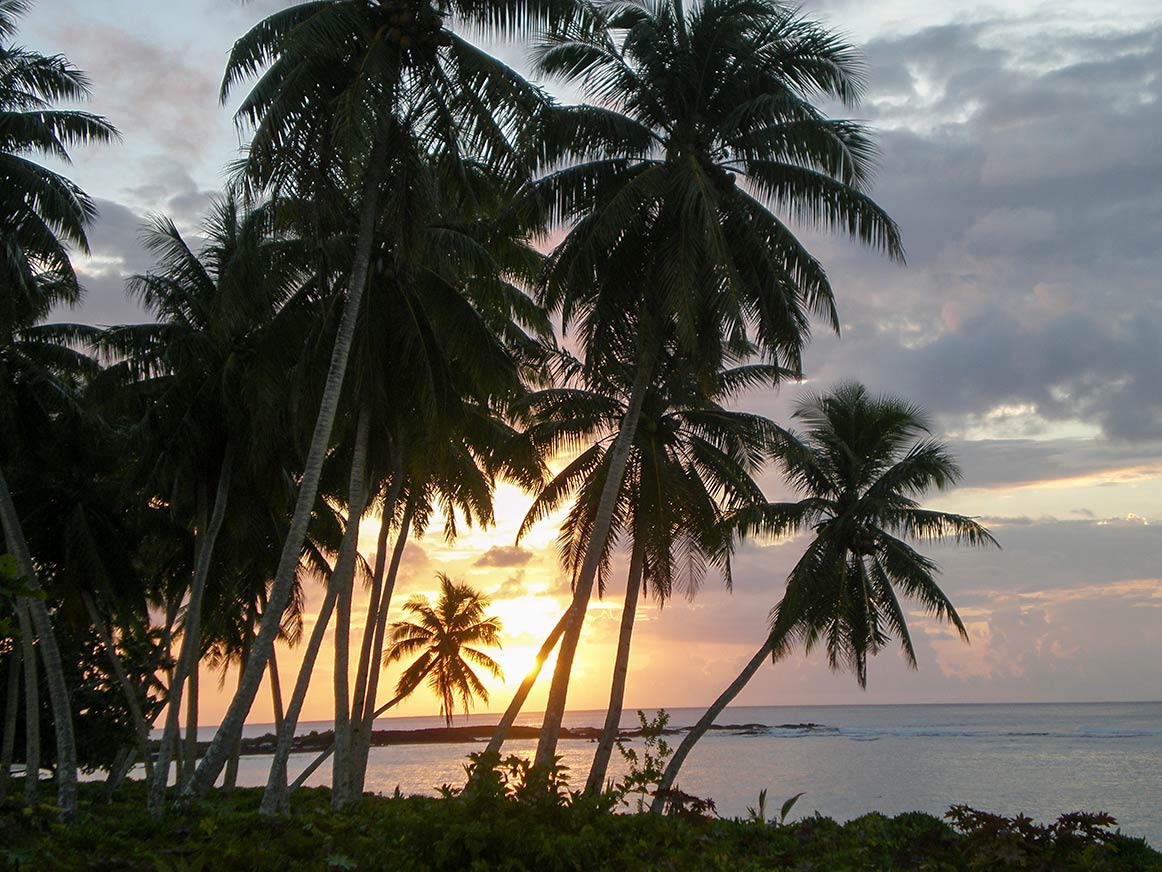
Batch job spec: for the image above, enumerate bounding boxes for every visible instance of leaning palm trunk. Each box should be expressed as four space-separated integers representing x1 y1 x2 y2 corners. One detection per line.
331 409 373 810
348 495 413 795
0 468 77 820
260 584 339 815
649 636 775 814
15 601 38 804
481 608 570 759
187 142 389 802
223 628 253 795
287 677 425 798
585 537 645 793
183 663 199 779
104 747 137 800
0 648 19 798
348 464 403 731
82 593 155 781
269 646 285 742
150 449 233 817
534 353 656 769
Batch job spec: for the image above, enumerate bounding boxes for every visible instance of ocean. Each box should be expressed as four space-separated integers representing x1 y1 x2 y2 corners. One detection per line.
214 701 1160 845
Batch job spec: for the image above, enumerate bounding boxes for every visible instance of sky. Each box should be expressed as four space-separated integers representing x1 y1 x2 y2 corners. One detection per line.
16 0 1162 725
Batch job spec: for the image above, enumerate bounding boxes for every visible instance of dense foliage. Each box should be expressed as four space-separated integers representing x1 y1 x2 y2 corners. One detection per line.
1 783 1158 872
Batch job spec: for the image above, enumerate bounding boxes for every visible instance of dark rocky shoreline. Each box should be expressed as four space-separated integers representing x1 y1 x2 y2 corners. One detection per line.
195 721 826 758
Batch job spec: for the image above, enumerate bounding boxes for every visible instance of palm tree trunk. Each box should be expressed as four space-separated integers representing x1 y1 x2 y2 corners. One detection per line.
187 137 389 803
0 648 20 798
349 494 413 795
103 746 133 801
81 592 154 781
260 583 338 815
15 600 38 805
649 636 774 814
350 461 402 728
223 628 253 795
287 677 424 799
183 662 200 780
585 536 645 793
534 351 656 769
331 408 373 810
0 467 77 820
150 448 233 817
269 645 285 742
481 608 570 759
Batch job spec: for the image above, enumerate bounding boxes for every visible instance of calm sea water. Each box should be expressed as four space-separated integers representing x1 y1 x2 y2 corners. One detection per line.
207 701 1160 846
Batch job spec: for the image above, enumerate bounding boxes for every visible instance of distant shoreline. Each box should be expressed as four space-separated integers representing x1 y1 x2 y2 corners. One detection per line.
186 721 825 759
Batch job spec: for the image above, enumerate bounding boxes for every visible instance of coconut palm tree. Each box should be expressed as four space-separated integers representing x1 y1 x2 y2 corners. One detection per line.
0 0 117 820
100 196 307 815
0 0 117 298
482 344 782 791
191 0 560 799
523 0 904 767
386 573 503 727
279 572 503 799
649 383 998 811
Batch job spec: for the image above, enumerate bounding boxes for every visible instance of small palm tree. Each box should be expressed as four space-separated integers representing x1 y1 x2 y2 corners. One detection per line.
386 573 503 727
650 383 998 810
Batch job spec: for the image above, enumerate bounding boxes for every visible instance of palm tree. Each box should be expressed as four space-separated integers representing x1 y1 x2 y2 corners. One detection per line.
649 383 998 811
484 345 781 791
279 573 503 798
523 0 904 768
386 573 503 727
101 196 306 815
0 0 117 298
191 0 559 797
0 0 117 820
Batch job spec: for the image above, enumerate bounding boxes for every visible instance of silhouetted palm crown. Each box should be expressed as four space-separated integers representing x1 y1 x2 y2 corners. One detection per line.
0 0 116 299
518 347 781 598
386 573 503 726
533 0 902 373
738 383 997 685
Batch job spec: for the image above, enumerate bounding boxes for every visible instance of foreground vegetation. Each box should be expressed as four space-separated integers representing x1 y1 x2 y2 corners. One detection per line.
1 780 1158 872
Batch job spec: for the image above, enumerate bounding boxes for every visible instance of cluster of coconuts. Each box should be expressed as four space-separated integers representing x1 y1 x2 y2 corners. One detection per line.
383 0 453 52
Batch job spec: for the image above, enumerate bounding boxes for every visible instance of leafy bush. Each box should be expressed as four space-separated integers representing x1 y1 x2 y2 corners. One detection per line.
1 780 1158 871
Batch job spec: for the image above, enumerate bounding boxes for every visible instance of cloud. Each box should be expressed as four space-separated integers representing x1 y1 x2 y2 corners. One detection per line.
752 19 1162 443
47 20 225 159
490 573 530 600
475 545 534 568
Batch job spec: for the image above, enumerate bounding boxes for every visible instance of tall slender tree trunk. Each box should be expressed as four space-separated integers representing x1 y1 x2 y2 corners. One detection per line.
331 409 373 810
649 636 775 814
15 601 38 804
260 584 338 815
349 494 412 795
287 675 424 799
481 608 570 760
150 449 233 817
183 662 199 782
223 628 253 795
0 467 76 820
534 353 656 769
82 593 155 781
188 140 389 802
104 746 133 801
349 462 402 729
0 648 20 798
269 646 285 742
585 536 645 793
